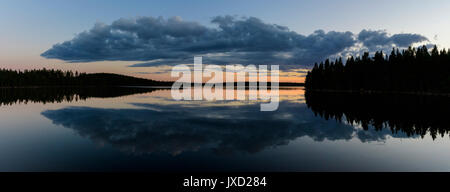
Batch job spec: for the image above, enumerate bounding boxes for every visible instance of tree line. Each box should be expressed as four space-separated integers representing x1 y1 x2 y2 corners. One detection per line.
305 45 450 93
0 68 172 87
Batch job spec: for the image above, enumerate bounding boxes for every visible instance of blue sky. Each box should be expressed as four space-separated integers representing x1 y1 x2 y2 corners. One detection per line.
1 0 449 82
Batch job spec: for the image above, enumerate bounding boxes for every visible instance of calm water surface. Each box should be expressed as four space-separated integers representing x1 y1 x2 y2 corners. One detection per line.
1 87 450 171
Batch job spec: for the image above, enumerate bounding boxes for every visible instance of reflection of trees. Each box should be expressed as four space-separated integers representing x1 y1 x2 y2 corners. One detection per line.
0 87 160 106
42 100 408 155
305 91 450 139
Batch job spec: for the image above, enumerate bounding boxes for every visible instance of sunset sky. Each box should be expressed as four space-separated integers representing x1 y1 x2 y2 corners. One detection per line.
1 0 448 83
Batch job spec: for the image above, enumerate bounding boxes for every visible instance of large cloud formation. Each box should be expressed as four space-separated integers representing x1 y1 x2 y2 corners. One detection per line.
41 16 428 68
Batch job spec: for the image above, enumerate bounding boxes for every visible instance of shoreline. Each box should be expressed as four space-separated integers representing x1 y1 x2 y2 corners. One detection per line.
0 83 305 89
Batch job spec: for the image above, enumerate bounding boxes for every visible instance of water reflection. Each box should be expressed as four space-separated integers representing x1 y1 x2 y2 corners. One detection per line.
0 87 159 105
41 88 410 155
306 91 450 139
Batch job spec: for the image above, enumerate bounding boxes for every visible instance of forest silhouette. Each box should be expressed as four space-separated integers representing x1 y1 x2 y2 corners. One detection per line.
0 68 172 87
0 68 303 88
305 45 450 138
305 45 450 93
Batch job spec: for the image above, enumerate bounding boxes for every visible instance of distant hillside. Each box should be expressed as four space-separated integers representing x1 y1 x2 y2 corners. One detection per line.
0 68 304 87
77 73 173 86
0 68 172 87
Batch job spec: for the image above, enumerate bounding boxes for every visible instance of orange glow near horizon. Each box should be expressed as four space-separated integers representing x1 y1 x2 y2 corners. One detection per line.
133 72 306 83
132 66 308 83
0 56 308 83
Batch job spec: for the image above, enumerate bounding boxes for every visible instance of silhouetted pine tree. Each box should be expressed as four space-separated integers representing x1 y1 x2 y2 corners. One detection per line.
305 45 450 93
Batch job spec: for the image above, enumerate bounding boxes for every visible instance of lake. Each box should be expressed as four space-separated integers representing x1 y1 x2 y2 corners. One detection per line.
1 87 450 171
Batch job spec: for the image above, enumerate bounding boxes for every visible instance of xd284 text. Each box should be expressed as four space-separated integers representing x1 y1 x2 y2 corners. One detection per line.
183 176 267 190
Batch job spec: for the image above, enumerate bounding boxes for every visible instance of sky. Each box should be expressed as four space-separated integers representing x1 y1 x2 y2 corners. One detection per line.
1 0 449 82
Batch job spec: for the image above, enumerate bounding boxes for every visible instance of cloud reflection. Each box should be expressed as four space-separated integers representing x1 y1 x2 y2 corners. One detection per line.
41 93 409 155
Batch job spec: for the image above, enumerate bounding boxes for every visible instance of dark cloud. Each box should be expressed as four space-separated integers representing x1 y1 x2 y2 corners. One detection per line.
42 16 428 68
358 29 428 51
